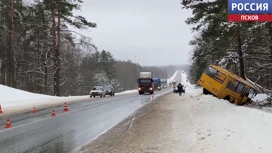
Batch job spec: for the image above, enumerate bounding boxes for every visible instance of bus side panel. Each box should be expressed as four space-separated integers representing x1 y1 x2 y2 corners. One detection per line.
239 87 251 105
216 77 231 99
225 89 241 103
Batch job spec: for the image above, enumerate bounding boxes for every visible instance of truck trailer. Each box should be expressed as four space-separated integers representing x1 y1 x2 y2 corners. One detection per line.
137 72 154 95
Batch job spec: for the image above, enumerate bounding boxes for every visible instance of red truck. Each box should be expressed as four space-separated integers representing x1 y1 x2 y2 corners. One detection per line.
137 72 154 95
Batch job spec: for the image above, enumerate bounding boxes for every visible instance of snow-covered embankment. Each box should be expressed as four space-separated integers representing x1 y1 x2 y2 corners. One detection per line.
0 85 137 115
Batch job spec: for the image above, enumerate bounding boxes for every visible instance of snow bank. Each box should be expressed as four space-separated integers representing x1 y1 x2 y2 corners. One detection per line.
0 85 137 115
0 70 178 115
177 75 272 153
252 94 269 102
115 90 138 95
180 71 195 90
167 71 178 85
1 85 54 102
187 91 272 153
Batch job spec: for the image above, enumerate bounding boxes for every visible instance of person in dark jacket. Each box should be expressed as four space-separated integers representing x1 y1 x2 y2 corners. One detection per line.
177 83 184 96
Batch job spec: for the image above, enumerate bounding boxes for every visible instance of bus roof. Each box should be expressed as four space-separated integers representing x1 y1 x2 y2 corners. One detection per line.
210 65 256 89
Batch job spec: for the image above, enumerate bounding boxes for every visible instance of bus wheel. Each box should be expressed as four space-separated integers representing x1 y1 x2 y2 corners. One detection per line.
223 96 230 101
203 88 209 95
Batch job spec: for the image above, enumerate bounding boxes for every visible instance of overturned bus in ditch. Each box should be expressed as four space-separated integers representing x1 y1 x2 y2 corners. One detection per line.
197 64 258 105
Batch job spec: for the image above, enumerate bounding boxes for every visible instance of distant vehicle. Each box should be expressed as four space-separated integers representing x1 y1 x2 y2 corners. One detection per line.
90 86 105 98
153 78 162 90
104 85 115 96
160 79 167 88
137 72 154 95
198 64 258 105
173 86 178 93
172 81 177 87
172 81 177 92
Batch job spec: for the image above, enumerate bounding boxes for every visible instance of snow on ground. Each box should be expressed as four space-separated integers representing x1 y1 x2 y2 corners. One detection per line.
178 74 272 152
0 84 137 115
181 74 272 153
0 71 178 115
181 71 195 90
252 93 269 102
167 71 178 85
81 72 272 153
171 72 272 152
187 89 272 153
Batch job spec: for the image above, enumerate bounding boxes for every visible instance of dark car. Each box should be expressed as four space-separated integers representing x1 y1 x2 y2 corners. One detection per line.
104 86 115 96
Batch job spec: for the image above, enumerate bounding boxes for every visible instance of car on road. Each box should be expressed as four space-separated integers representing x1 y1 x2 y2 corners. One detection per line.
104 85 115 96
90 86 105 98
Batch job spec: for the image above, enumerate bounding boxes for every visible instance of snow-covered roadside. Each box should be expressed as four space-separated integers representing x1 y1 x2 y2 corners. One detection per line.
0 70 179 115
79 72 272 153
0 85 137 115
167 71 178 85
187 88 272 153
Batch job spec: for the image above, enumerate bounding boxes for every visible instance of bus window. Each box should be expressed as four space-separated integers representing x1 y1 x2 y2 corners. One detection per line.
248 88 254 94
235 83 244 94
248 88 256 98
226 81 232 89
230 80 239 91
205 67 217 78
205 66 226 84
243 88 249 96
214 71 226 84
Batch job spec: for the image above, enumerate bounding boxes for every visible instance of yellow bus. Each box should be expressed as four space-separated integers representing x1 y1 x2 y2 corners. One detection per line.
197 65 257 105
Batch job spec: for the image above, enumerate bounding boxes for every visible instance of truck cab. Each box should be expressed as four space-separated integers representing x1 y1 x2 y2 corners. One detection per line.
153 78 162 90
137 72 154 95
160 79 167 88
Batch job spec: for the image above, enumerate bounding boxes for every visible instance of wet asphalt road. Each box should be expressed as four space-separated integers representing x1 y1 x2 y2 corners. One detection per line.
0 89 172 153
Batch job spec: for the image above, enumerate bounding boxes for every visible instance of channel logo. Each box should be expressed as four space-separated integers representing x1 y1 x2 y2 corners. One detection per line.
228 0 272 22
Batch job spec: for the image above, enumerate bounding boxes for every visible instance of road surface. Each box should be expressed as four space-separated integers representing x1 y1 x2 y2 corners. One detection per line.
0 89 175 153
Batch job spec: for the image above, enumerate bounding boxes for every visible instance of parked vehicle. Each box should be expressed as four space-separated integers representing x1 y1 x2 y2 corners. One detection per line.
90 86 105 98
137 72 154 95
198 64 258 105
104 85 115 96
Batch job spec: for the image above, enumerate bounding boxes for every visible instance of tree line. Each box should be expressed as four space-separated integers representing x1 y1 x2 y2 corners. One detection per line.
180 0 272 95
0 0 168 96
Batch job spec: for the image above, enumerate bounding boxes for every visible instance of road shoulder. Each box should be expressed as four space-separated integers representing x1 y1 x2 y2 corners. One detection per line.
78 92 198 153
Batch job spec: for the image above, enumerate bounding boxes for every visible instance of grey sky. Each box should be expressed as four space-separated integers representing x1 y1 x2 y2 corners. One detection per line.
73 0 193 66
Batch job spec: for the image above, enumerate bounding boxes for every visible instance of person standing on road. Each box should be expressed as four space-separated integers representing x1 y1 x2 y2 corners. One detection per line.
177 83 184 96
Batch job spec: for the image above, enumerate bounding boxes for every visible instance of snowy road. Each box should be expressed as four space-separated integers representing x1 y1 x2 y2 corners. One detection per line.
0 88 172 153
78 73 272 153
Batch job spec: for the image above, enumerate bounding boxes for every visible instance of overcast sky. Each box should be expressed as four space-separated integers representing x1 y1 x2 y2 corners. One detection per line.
72 0 193 66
